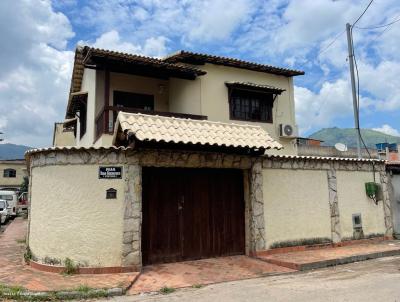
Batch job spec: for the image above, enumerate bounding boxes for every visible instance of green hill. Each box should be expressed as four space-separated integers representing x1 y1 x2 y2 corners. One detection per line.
309 128 400 148
0 143 32 160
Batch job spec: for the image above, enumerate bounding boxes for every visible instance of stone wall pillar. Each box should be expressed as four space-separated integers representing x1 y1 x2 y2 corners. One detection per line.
380 171 394 236
249 160 266 252
121 164 142 268
327 169 341 243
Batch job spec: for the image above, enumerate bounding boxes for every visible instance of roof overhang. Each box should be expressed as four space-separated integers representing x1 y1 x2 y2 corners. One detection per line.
387 162 400 174
113 112 282 154
66 91 88 119
82 47 206 80
225 81 286 95
164 50 305 77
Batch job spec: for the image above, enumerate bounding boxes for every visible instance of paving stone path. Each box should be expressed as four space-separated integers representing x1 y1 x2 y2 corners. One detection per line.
0 218 137 292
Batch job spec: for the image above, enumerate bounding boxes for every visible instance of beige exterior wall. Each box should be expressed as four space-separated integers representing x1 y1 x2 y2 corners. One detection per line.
29 165 125 267
169 77 202 115
263 169 332 248
392 174 400 235
263 167 389 248
53 123 75 147
109 72 169 111
0 161 27 189
198 64 297 154
337 171 386 238
83 63 298 153
78 68 97 147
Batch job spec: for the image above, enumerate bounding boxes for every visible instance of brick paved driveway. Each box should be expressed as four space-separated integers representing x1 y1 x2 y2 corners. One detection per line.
129 256 294 294
0 218 137 292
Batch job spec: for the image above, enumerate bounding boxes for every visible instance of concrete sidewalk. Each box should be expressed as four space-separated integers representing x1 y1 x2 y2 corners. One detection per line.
257 240 400 271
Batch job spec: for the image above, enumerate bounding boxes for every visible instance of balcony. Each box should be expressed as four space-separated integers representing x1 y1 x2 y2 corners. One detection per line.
95 106 207 141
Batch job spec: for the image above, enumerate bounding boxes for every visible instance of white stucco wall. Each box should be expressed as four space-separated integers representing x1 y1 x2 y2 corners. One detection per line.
263 169 332 248
336 171 386 238
29 165 125 267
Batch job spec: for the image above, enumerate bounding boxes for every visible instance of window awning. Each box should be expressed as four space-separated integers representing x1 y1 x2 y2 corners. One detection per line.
113 112 282 152
66 92 88 118
225 81 286 95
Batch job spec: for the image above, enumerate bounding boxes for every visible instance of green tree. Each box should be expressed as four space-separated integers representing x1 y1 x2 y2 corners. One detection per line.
20 176 29 193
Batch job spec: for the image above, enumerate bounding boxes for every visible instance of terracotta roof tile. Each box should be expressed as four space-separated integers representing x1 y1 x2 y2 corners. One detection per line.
114 112 282 150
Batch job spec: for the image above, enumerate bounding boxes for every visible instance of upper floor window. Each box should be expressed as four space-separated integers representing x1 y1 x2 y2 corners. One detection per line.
228 89 274 123
79 99 87 139
3 169 16 178
114 91 154 111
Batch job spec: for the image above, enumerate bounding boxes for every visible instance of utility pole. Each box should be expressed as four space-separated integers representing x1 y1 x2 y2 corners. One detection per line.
346 23 362 159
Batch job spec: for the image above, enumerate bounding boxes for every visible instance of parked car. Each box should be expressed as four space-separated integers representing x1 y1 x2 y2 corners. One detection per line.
0 199 9 224
0 191 18 218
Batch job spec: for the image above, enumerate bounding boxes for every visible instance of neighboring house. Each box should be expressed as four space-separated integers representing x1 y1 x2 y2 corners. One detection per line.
53 46 304 154
0 159 27 190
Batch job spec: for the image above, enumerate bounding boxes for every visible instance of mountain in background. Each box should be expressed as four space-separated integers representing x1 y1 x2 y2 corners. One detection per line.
0 143 32 160
309 127 400 148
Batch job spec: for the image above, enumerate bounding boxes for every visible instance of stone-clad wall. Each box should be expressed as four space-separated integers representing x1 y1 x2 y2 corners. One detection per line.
262 156 392 247
27 148 263 269
27 148 393 269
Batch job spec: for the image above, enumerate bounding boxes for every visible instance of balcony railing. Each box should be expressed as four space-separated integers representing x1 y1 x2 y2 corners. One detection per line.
95 106 207 142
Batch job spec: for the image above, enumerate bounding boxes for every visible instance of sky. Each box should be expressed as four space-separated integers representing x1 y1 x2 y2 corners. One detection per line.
0 0 399 147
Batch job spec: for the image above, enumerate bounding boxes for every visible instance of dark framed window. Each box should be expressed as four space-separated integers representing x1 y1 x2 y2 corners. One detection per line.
3 169 16 178
229 89 274 123
113 91 154 111
79 99 87 139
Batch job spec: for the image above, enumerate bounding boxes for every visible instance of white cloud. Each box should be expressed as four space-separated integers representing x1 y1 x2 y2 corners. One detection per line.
84 30 169 58
1 0 400 146
89 30 142 54
373 124 400 137
0 0 74 147
295 79 353 134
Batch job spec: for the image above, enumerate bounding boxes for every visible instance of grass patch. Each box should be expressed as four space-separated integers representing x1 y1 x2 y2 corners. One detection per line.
63 258 78 275
15 238 26 244
75 284 91 293
270 237 332 249
192 284 203 289
0 283 111 301
23 246 37 263
159 286 175 295
43 256 61 266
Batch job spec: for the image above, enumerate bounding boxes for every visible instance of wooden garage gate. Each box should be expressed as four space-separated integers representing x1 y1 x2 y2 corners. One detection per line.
142 167 245 265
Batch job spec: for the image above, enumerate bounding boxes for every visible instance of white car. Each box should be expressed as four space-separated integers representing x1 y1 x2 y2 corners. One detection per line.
0 191 17 218
0 199 8 224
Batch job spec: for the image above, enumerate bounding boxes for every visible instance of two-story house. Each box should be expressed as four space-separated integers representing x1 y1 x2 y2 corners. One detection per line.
27 46 391 274
54 46 304 154
0 159 27 191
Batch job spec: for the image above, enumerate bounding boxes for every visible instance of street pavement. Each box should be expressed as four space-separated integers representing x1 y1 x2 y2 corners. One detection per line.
97 255 400 302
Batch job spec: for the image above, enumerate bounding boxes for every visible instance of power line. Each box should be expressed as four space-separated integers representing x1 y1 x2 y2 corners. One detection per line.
318 30 346 56
354 15 400 29
352 0 374 26
300 0 374 67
